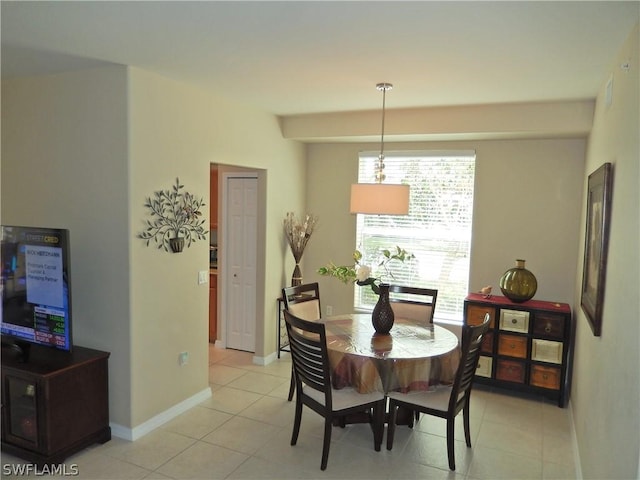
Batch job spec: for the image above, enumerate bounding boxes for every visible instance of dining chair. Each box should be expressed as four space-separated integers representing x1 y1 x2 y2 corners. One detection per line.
388 285 438 324
385 312 491 471
283 309 385 470
388 285 438 424
282 283 321 401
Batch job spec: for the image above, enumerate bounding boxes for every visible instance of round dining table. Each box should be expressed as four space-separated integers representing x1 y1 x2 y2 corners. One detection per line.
320 313 460 395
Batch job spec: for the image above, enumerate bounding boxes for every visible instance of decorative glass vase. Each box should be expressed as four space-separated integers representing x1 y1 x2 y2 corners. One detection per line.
371 283 395 334
499 259 537 303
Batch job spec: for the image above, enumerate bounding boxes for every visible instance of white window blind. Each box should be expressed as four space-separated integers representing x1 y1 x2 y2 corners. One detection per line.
355 151 476 323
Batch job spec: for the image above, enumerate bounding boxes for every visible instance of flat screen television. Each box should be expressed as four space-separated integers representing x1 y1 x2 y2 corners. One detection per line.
1 225 73 360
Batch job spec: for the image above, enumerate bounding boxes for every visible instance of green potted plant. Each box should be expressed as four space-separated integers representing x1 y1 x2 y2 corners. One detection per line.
318 246 414 333
318 246 414 294
138 178 207 252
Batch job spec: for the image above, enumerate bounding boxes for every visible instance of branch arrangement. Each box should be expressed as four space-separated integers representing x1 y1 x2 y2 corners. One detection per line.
283 212 318 262
318 246 414 295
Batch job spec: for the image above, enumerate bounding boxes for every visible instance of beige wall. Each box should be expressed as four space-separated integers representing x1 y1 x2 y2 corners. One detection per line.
127 67 306 428
571 23 639 479
1 66 132 425
129 68 215 428
2 66 307 435
304 139 585 318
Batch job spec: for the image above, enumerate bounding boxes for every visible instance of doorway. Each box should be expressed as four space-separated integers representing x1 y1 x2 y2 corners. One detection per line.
224 174 258 352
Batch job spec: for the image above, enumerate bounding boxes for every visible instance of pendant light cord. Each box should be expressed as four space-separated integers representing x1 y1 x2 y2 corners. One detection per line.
376 83 392 184
379 86 387 162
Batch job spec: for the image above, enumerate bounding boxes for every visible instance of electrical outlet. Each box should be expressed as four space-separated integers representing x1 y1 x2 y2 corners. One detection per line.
198 270 208 285
179 351 189 366
326 305 333 316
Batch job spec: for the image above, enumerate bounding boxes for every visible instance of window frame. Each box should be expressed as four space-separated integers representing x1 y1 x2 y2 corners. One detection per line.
354 150 476 324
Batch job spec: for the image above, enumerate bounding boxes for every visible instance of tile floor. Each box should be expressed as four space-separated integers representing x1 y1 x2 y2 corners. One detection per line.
1 345 577 479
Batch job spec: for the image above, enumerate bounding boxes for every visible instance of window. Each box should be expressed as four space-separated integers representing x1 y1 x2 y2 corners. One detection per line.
354 151 476 323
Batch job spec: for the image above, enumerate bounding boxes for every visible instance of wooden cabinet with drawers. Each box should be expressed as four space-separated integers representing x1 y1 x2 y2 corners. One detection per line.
464 293 572 407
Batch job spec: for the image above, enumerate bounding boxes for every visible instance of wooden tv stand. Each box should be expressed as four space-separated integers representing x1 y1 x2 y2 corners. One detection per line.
1 344 110 466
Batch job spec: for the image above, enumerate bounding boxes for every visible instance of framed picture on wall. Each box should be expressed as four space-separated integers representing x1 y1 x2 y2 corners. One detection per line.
580 162 613 336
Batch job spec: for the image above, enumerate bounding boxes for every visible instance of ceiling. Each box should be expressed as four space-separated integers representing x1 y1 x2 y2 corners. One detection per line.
1 1 638 117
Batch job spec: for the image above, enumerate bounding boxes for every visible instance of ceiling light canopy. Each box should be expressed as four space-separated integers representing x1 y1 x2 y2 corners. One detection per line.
350 83 410 215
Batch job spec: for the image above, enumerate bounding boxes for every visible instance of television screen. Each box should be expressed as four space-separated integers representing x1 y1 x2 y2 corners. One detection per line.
1 225 73 352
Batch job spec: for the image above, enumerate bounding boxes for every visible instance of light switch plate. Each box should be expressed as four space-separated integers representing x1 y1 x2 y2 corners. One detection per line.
605 73 613 108
198 270 208 285
179 351 189 366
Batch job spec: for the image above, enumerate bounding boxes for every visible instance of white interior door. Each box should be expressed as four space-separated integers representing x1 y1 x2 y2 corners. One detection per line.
225 176 258 352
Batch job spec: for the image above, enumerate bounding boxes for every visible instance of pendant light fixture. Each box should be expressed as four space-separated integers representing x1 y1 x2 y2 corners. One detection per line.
350 83 410 215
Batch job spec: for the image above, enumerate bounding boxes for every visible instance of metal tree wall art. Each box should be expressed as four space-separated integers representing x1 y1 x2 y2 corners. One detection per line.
138 178 207 253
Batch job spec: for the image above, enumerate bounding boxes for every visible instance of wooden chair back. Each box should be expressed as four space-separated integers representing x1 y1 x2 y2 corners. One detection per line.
282 282 321 320
388 285 438 324
449 313 491 413
283 309 331 403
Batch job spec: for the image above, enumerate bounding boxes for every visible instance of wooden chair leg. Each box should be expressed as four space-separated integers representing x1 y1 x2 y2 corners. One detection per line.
446 417 456 471
463 401 471 447
287 371 296 401
291 399 303 446
321 418 332 470
372 401 384 451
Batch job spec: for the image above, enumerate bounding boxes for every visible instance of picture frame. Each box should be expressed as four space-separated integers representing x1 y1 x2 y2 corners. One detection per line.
580 162 613 336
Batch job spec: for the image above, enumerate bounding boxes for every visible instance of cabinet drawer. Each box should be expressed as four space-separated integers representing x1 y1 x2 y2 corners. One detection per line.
496 359 525 383
498 334 528 358
530 365 561 390
533 313 565 339
476 356 492 377
467 304 495 328
531 339 563 364
500 309 529 333
481 331 494 354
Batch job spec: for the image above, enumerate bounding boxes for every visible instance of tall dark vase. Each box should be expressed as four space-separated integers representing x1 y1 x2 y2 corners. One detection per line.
372 283 395 334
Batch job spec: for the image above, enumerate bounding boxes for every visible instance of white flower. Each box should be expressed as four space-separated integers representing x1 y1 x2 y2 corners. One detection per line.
356 265 371 282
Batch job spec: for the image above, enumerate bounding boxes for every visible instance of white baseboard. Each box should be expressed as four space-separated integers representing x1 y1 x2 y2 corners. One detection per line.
254 351 277 366
110 387 212 441
567 399 583 479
